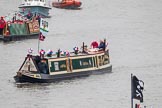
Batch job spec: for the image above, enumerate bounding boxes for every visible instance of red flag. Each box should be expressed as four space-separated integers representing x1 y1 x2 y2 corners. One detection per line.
39 32 45 41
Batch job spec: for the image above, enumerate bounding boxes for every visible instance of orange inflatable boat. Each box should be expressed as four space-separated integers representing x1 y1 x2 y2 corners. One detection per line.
52 0 82 9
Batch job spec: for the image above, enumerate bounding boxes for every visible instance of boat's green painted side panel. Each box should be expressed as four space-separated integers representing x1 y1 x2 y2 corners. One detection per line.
72 57 94 70
50 60 67 72
9 23 29 35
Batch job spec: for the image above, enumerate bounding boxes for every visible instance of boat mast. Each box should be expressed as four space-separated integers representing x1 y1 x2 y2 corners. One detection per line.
104 39 106 51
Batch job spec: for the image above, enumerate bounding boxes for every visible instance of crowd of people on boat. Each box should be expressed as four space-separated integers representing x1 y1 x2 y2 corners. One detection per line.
27 39 108 59
0 11 42 36
27 11 41 24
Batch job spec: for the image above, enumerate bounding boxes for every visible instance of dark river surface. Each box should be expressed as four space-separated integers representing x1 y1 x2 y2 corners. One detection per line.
0 0 162 108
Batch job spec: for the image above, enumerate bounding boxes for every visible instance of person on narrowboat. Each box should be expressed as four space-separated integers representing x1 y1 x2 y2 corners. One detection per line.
0 16 6 35
47 49 53 57
98 40 106 50
65 51 70 56
91 41 98 48
38 59 48 74
73 46 79 54
39 49 45 58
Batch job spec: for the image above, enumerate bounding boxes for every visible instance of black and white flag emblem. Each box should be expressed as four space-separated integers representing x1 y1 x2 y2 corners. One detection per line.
132 75 144 102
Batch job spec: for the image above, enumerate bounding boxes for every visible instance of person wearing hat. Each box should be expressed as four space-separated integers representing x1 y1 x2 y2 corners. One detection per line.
91 41 98 48
39 49 45 58
0 16 6 35
98 40 105 50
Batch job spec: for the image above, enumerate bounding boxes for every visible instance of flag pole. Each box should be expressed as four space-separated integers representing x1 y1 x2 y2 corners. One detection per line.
131 73 133 108
38 33 40 53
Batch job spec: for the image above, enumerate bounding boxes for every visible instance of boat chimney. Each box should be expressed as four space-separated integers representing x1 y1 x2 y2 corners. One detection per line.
82 42 85 53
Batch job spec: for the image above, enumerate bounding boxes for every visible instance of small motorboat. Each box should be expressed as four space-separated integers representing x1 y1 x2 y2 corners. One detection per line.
52 0 82 9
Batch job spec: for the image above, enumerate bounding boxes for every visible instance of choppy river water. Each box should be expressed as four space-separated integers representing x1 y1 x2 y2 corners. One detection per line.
0 0 162 108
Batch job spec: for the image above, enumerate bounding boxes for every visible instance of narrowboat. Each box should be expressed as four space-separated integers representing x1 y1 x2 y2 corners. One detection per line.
19 0 51 18
0 17 40 42
52 0 82 9
14 41 112 83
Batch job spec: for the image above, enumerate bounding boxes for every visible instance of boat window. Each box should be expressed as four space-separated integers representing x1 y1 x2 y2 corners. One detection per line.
72 57 94 70
49 60 67 72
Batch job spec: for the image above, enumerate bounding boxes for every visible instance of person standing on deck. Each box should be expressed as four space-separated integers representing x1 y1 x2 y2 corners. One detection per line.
0 17 6 35
27 11 33 19
39 49 45 58
98 40 105 50
91 41 98 48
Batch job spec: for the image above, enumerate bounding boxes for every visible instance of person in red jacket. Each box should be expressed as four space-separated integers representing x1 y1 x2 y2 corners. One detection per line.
91 41 98 48
0 16 6 35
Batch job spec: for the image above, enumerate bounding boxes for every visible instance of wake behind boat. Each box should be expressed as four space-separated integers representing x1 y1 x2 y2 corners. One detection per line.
14 39 112 83
19 0 51 18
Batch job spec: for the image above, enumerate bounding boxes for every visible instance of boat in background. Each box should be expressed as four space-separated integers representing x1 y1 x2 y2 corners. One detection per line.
52 0 82 9
14 39 112 83
0 14 40 42
19 0 51 18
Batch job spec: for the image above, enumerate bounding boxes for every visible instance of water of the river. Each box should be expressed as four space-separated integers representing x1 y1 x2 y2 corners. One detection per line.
0 0 162 108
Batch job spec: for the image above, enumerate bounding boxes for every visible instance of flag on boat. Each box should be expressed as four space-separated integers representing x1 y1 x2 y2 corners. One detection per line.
39 18 48 40
40 18 49 33
131 75 144 102
39 32 45 41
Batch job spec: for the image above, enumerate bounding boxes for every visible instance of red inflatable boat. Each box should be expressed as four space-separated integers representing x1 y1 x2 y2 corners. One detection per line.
52 0 82 9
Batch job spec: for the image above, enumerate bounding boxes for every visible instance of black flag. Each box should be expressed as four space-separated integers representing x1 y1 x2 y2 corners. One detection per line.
132 75 144 102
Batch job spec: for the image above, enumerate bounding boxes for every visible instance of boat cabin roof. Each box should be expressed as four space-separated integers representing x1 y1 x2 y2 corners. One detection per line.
42 50 106 60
